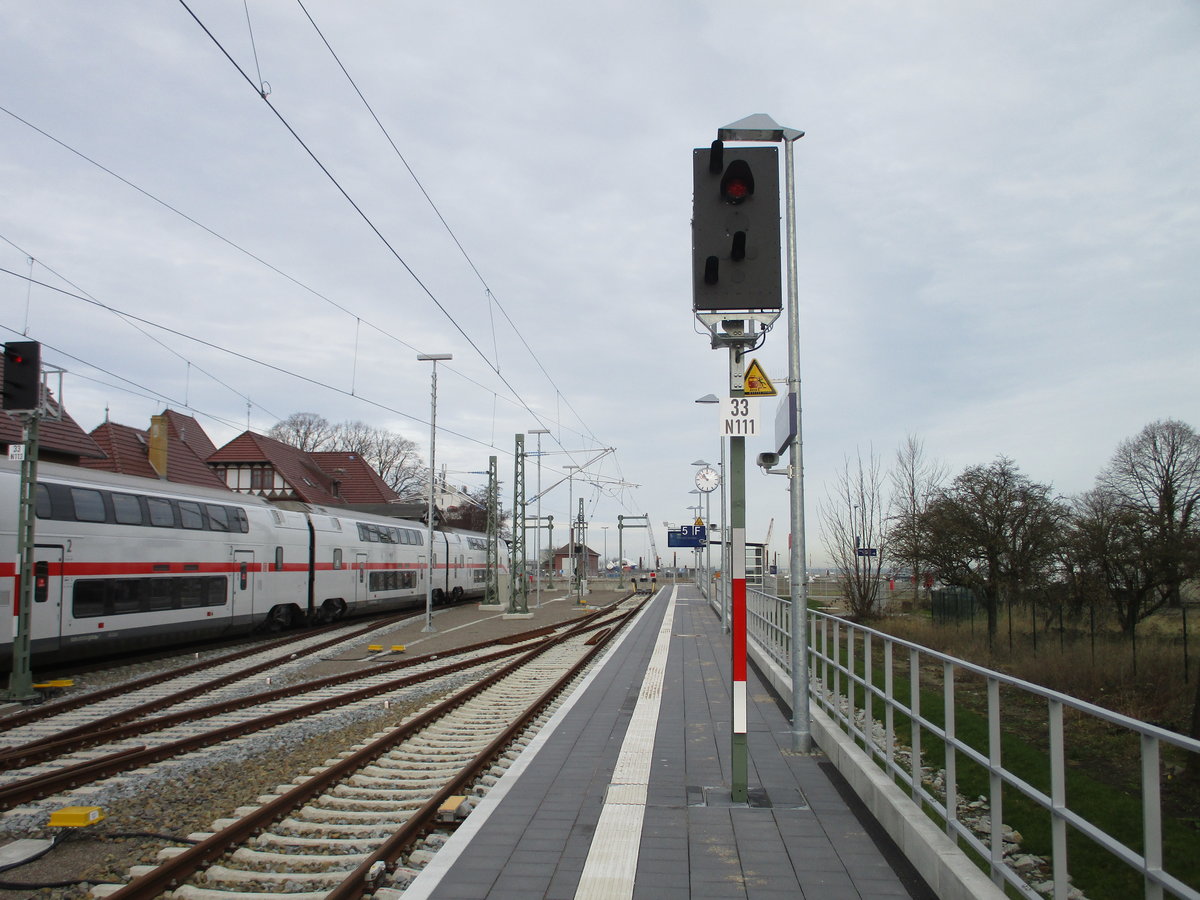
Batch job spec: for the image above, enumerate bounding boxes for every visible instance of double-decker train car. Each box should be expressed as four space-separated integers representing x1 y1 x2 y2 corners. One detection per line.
0 461 505 668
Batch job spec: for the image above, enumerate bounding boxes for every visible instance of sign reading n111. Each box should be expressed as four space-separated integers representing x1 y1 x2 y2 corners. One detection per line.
720 397 762 437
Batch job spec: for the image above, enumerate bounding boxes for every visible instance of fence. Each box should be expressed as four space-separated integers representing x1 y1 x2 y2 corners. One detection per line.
741 585 1200 900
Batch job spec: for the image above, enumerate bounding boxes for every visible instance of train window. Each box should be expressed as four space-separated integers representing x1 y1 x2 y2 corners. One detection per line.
357 524 370 541
274 546 284 571
205 505 231 531
71 488 107 523
472 569 487 584
112 493 145 526
73 581 106 617
232 508 249 533
333 549 343 570
35 484 52 518
178 578 203 607
409 530 423 545
369 570 416 591
146 579 173 611
74 576 229 617
111 580 141 615
147 497 175 527
178 501 204 530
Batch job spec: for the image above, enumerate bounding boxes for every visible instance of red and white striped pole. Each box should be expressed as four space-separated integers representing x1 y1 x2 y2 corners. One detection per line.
728 351 748 802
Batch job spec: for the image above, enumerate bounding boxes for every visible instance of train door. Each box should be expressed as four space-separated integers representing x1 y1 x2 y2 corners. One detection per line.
34 545 64 655
354 552 368 606
233 550 255 623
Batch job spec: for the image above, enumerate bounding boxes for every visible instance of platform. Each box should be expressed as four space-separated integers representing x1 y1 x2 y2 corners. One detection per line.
401 583 938 899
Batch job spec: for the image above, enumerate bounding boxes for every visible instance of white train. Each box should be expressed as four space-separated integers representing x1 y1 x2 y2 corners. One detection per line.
0 461 505 668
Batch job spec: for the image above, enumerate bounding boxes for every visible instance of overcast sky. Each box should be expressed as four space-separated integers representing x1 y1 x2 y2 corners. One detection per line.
2 2 1197 570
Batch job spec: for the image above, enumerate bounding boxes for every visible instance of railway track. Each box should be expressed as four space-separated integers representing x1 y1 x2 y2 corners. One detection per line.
0 601 635 808
0 610 423 739
71 593 644 898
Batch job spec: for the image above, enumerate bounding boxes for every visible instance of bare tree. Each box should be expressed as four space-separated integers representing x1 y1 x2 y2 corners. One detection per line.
268 412 335 452
368 430 425 499
269 414 425 498
1068 486 1168 633
332 420 377 457
330 421 425 498
1099 419 1200 608
820 447 889 618
888 435 947 606
921 457 1067 643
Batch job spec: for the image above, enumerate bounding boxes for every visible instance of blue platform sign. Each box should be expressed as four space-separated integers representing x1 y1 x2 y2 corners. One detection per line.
668 524 707 548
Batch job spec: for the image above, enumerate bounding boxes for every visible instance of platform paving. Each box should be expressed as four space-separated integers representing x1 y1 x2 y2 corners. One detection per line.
402 583 938 900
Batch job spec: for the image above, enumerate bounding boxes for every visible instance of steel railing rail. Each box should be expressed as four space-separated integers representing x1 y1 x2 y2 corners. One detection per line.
737 586 1200 900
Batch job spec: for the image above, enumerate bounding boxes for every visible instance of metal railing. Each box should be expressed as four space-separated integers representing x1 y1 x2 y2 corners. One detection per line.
742 586 1200 900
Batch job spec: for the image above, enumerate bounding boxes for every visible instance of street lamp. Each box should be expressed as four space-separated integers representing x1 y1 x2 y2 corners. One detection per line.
529 428 550 606
696 394 728 633
692 459 716 598
601 525 609 576
717 113 811 753
417 352 452 633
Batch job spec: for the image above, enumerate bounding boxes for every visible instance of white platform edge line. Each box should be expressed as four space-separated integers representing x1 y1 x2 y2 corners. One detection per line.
401 588 670 900
573 588 678 900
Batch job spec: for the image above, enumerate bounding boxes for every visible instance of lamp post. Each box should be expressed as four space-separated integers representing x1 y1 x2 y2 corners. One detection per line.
601 525 609 577
417 352 451 633
529 428 550 606
696 394 728 633
689 489 704 579
717 113 811 753
692 459 715 598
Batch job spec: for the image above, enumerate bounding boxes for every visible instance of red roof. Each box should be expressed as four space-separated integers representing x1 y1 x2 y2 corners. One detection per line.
82 416 229 490
310 452 400 504
0 401 105 464
208 432 399 505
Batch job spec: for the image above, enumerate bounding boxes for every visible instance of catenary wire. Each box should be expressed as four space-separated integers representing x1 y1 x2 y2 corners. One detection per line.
293 0 596 443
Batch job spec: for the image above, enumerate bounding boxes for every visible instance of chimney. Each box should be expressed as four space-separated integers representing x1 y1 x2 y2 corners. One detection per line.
149 415 169 478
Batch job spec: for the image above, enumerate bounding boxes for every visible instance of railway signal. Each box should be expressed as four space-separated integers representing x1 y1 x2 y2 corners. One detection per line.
2 341 41 411
691 142 782 313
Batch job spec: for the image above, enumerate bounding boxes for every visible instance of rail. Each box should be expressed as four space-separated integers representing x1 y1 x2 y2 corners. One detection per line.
738 585 1200 900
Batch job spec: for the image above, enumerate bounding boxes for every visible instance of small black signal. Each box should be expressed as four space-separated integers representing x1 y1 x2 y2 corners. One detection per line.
3 341 41 411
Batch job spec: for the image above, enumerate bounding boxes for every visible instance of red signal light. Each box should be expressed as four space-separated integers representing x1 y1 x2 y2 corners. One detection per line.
720 159 755 204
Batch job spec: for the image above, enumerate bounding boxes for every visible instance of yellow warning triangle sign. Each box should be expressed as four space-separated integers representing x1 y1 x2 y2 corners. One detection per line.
743 359 777 396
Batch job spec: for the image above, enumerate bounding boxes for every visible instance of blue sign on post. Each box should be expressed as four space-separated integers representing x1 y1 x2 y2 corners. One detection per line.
668 525 708 548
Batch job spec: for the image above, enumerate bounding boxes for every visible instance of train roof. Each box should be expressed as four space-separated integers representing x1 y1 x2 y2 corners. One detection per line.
2 460 275 508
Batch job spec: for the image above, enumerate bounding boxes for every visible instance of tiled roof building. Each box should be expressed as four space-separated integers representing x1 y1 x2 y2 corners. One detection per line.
82 412 227 490
207 432 401 506
0 386 105 465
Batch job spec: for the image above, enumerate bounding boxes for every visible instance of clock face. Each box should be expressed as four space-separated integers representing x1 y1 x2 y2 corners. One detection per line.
695 466 720 492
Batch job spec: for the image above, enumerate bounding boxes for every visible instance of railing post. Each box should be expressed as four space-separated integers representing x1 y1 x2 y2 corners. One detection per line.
944 660 957 837
1142 732 1163 900
1049 699 1068 900
884 639 895 777
988 677 1004 887
910 648 921 801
